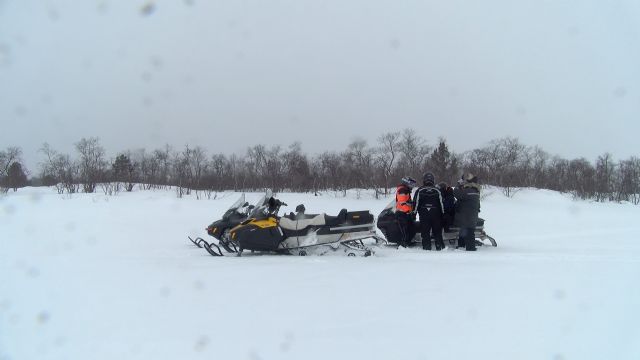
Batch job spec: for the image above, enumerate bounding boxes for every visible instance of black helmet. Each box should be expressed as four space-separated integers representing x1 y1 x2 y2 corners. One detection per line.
295 204 306 213
423 172 435 185
401 176 417 188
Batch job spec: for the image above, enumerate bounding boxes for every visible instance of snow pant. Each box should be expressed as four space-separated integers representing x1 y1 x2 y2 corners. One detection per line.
442 212 454 232
458 227 476 251
395 211 415 247
418 208 444 250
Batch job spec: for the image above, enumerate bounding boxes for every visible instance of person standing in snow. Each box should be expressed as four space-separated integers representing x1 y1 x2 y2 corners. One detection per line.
438 182 456 233
453 173 481 251
395 176 417 247
413 172 445 250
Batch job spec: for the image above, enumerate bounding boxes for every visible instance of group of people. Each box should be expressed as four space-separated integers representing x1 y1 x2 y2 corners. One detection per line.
394 172 481 251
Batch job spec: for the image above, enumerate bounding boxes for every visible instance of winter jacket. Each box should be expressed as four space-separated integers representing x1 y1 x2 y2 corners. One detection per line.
413 186 444 214
395 184 413 213
453 183 481 228
441 187 456 216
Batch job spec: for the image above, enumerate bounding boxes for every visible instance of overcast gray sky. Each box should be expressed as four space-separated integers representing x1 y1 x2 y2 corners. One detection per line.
1 0 639 170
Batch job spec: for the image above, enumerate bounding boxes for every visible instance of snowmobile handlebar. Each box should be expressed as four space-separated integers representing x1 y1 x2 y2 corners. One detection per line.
267 197 287 214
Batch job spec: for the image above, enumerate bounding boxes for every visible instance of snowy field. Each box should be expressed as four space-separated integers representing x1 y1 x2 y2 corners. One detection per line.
1 186 640 360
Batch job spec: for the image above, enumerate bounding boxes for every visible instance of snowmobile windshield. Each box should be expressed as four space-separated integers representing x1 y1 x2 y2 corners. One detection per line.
227 194 246 212
248 190 273 217
383 199 395 211
253 190 272 209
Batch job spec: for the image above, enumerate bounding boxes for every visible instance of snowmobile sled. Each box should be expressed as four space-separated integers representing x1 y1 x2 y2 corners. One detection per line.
226 196 384 257
188 191 272 255
376 199 497 248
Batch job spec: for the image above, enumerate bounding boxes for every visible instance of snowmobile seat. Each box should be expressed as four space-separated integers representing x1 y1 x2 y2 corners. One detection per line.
279 214 326 230
297 213 322 220
284 212 320 221
324 209 348 226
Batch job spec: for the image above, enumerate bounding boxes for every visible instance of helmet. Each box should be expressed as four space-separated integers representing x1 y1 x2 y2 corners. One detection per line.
463 172 478 183
423 172 435 186
295 204 306 213
401 176 417 188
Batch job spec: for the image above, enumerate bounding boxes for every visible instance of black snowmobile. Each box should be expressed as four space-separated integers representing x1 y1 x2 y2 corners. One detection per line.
376 199 497 248
215 195 384 257
188 192 271 255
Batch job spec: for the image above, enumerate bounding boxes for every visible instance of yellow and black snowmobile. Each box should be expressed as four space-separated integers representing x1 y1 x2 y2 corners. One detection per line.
224 196 384 257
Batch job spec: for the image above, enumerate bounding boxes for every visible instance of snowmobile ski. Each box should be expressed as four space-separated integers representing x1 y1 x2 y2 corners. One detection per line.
203 241 224 256
188 236 205 248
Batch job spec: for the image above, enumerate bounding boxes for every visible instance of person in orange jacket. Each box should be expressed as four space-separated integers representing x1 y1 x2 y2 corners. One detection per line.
395 176 417 247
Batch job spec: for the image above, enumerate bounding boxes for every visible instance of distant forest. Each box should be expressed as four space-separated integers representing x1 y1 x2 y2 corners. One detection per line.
1 129 639 204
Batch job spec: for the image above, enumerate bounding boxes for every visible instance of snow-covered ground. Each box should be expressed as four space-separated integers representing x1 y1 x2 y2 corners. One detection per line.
1 186 639 360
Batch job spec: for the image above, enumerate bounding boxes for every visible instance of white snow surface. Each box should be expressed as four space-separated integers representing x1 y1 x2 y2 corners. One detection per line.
1 187 640 360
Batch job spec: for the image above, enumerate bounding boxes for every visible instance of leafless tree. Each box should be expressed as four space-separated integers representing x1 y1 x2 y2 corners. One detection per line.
595 153 615 202
75 137 107 193
39 143 79 194
315 151 344 194
616 157 640 204
246 144 267 190
343 138 374 192
528 146 549 188
265 145 284 192
0 146 22 178
179 145 208 198
282 142 311 192
0 146 23 192
480 137 527 197
375 131 400 195
228 154 245 191
398 129 429 179
154 145 172 188
567 158 596 199
172 149 190 197
134 149 157 190
545 156 569 192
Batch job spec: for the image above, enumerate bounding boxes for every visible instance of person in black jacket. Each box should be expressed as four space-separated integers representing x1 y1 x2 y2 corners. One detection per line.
438 182 456 232
413 172 445 250
453 173 481 251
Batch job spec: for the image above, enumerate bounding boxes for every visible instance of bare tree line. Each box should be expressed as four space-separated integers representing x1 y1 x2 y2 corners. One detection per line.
1 132 639 204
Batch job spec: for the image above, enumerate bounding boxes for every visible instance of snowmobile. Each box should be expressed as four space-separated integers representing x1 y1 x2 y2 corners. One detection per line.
188 191 272 255
220 195 384 257
376 199 497 248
